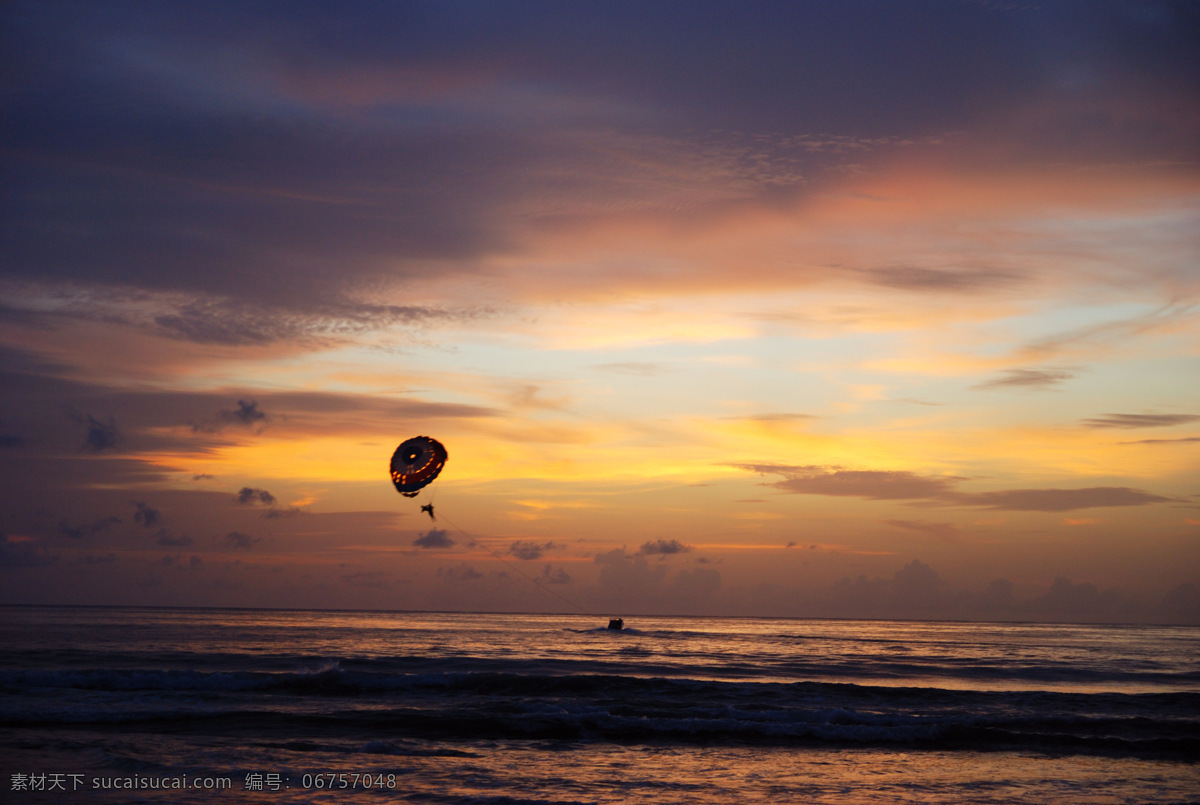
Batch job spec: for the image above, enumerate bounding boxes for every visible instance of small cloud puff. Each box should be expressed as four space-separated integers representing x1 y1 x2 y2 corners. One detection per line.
235 487 277 506
509 540 561 560
195 399 273 433
132 501 161 528
224 531 260 549
59 516 121 539
67 411 121 452
413 529 454 549
155 529 193 547
639 538 692 555
541 564 571 585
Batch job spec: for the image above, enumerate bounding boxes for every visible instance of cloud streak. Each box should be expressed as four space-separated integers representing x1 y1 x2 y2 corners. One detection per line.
861 265 1024 293
973 368 1076 391
961 487 1173 512
737 464 962 501
737 464 1175 512
1083 413 1200 429
1120 436 1200 445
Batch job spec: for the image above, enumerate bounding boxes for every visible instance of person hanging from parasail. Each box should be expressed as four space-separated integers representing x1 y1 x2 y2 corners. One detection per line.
390 436 447 520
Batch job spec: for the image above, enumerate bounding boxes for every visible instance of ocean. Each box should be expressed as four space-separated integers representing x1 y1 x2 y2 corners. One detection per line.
1 606 1197 803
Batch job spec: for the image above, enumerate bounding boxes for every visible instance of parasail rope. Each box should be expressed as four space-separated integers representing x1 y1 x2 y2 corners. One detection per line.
434 510 605 620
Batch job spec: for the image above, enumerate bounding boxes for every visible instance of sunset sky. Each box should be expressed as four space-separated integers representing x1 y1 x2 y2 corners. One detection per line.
2 0 1197 622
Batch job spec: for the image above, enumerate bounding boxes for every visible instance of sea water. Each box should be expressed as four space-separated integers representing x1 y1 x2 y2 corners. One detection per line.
1 606 1197 803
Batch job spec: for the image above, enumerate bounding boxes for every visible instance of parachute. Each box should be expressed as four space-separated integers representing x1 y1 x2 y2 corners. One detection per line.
390 436 447 498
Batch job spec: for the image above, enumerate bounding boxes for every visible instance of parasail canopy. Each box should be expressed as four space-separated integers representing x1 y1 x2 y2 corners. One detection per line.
390 436 447 497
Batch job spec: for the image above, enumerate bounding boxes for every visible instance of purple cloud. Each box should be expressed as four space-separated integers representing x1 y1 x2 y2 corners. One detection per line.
639 539 693 556
414 529 454 549
509 541 560 561
956 487 1173 512
738 464 1174 511
235 488 277 506
973 367 1076 391
1083 413 1199 429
